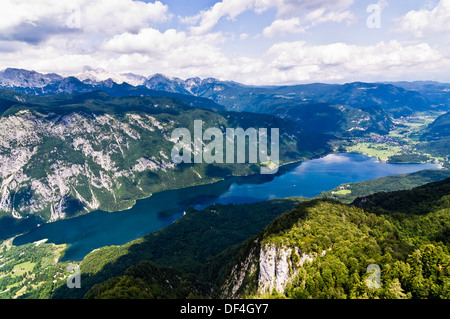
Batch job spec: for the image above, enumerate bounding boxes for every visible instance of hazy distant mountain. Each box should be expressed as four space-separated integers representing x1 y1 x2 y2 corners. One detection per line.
2 67 450 138
0 68 63 89
2 67 448 114
76 66 146 87
188 80 436 116
143 73 190 94
384 81 450 108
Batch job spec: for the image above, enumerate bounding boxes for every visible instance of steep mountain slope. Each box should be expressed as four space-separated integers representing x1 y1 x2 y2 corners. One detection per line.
46 198 307 299
215 179 450 299
0 89 332 239
415 111 450 162
423 111 450 139
71 178 450 300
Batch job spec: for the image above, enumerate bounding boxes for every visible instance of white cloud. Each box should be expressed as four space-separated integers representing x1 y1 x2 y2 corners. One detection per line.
0 0 448 86
102 28 226 55
262 18 306 38
99 28 231 77
102 28 188 55
2 35 448 86
0 0 171 43
273 0 355 18
263 8 355 38
184 0 355 35
240 33 249 40
263 40 447 84
186 0 256 35
81 0 171 35
305 8 355 26
396 0 450 38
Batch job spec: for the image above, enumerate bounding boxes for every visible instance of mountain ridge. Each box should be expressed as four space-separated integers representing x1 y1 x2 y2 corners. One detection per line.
3 67 450 111
0 89 332 239
3 67 447 139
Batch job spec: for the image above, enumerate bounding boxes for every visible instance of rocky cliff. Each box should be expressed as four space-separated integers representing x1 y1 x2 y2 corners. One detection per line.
0 91 324 231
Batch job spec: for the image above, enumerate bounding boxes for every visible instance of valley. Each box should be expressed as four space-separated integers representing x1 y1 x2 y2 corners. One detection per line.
7 173 446 300
0 89 329 240
1 68 450 300
345 112 446 163
12 153 438 262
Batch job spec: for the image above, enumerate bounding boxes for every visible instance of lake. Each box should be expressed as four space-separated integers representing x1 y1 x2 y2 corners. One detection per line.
13 153 441 261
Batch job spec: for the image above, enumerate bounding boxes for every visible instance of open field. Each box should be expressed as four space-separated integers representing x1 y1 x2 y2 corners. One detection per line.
11 261 35 277
345 113 447 164
0 239 70 299
346 142 402 162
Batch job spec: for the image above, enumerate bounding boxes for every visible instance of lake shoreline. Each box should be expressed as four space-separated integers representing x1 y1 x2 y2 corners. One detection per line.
12 152 441 262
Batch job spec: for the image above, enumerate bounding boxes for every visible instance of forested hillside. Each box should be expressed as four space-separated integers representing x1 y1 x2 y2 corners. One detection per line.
69 178 450 299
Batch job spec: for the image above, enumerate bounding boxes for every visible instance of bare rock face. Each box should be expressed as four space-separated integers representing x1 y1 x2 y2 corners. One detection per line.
257 243 316 295
258 244 292 294
0 108 176 222
0 68 63 88
220 241 322 298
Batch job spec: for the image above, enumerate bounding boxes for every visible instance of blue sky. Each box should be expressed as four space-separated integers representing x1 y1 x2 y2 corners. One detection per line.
0 0 449 84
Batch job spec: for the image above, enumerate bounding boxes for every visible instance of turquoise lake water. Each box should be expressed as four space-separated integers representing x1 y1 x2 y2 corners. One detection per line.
13 153 440 261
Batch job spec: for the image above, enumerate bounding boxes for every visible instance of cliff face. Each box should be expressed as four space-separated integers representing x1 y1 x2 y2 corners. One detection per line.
220 239 323 298
257 243 316 295
0 108 176 221
0 92 317 228
216 201 364 299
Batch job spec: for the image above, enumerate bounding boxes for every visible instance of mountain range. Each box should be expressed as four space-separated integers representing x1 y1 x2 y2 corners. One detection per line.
2 67 450 230
2 67 450 138
2 67 449 113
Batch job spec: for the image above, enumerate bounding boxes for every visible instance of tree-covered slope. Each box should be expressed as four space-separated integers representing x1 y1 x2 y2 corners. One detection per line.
413 111 450 163
44 198 307 299
317 169 450 203
75 178 450 300
216 179 450 299
422 111 450 139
